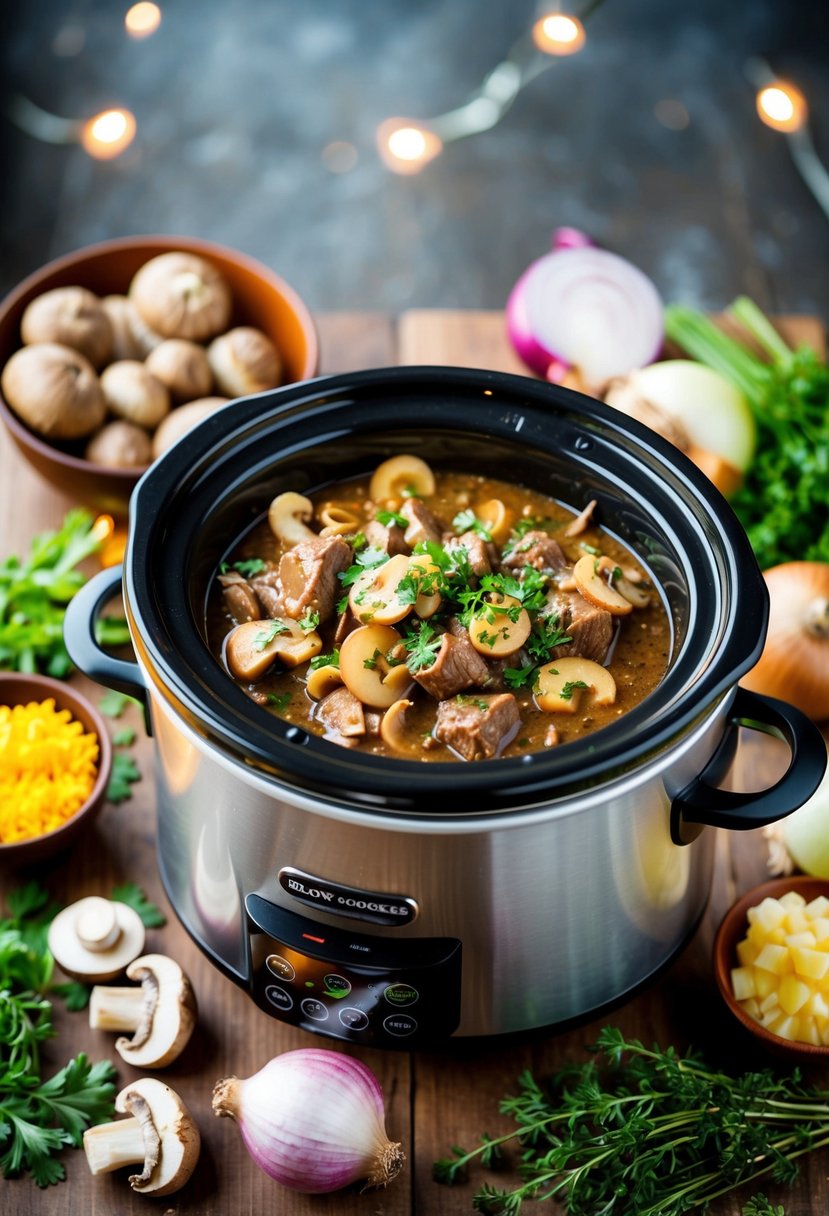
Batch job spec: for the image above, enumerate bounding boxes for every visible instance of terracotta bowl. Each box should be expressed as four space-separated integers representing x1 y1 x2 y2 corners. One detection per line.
0 673 113 867
713 874 829 1061
0 235 318 516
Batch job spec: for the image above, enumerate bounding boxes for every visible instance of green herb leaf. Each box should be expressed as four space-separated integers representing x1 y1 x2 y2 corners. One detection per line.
267 692 291 711
376 509 407 528
110 882 166 927
560 678 589 700
503 665 536 690
50 982 92 1012
231 558 266 576
253 620 290 650
111 726 136 747
98 689 138 718
298 609 320 633
93 617 132 648
106 752 141 804
338 546 389 589
452 509 493 541
310 649 340 670
402 619 444 673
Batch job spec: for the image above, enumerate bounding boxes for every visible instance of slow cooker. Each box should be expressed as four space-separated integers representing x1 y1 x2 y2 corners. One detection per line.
65 367 827 1046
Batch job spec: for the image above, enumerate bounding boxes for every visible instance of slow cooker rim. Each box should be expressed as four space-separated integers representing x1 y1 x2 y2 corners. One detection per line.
125 365 768 813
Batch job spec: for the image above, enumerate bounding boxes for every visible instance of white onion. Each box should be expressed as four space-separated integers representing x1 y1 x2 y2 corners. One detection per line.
784 746 829 877
212 1048 404 1194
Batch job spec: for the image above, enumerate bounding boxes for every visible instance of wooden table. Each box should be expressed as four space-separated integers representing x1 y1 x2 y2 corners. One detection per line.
1 310 827 1216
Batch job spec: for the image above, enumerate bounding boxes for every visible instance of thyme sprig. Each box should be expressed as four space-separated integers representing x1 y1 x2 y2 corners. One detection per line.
434 1028 828 1215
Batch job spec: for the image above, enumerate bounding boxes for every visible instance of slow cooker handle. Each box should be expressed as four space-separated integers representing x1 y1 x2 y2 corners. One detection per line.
63 564 150 731
670 687 827 845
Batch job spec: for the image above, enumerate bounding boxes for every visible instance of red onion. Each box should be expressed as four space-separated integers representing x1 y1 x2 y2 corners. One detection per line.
507 243 663 388
212 1049 404 1194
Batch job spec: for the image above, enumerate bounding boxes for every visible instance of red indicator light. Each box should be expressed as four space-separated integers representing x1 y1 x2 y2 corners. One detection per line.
302 933 325 944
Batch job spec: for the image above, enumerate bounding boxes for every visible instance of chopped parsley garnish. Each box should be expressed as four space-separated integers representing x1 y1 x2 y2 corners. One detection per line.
452 509 493 541
503 664 537 690
525 615 572 664
267 693 291 711
376 509 408 528
477 628 500 648
559 679 589 701
310 649 340 670
338 545 389 589
254 620 290 650
336 593 349 615
232 558 267 577
345 531 367 552
363 648 382 670
298 609 320 633
580 542 601 555
401 483 419 498
394 571 421 606
402 619 444 673
456 694 490 712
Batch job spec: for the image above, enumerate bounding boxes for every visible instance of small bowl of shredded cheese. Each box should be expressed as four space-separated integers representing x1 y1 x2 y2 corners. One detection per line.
0 673 112 866
714 875 829 1060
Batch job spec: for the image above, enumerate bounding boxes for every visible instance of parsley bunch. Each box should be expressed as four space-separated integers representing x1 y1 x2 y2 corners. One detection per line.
435 1027 828 1215
665 296 829 569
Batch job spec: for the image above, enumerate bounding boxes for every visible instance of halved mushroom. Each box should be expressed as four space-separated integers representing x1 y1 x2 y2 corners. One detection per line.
369 454 435 503
407 553 442 618
21 285 112 367
573 554 634 616
317 502 360 534
380 698 414 753
89 953 197 1069
225 618 322 681
268 492 316 545
129 251 232 341
349 553 412 625
535 657 617 714
207 326 282 396
306 663 343 700
47 895 146 983
476 498 512 544
594 555 650 608
101 360 171 429
1 343 106 440
468 593 531 657
83 1078 200 1195
339 624 412 708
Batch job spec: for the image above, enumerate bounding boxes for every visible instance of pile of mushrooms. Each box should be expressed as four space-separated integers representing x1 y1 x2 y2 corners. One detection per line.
0 250 285 468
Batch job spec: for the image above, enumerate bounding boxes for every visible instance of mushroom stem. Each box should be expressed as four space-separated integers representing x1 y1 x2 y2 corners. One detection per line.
89 985 147 1031
83 1116 149 1175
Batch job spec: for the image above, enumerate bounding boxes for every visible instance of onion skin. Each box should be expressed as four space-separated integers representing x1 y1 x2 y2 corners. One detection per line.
212 1049 404 1194
740 562 829 720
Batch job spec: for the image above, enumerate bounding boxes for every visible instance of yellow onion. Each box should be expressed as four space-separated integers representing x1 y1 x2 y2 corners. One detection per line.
212 1049 403 1194
741 562 829 720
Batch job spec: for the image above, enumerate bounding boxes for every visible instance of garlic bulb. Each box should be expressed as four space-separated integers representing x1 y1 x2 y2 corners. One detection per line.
212 1049 404 1194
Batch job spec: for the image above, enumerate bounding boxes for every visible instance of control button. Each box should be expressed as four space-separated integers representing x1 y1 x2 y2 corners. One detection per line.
339 1007 369 1031
383 983 419 1007
301 998 329 1022
264 984 294 1012
383 1013 418 1037
323 973 352 999
266 954 295 982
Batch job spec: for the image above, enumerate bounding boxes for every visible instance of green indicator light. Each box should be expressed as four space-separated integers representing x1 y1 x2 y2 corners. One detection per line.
324 989 348 999
304 981 315 988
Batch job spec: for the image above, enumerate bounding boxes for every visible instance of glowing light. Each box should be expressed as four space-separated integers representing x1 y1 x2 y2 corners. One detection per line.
125 2 162 38
532 13 586 56
80 108 137 159
92 515 115 543
377 119 443 174
321 140 358 174
756 82 807 133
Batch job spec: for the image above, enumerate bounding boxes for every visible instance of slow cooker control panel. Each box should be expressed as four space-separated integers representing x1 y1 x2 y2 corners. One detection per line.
245 894 461 1046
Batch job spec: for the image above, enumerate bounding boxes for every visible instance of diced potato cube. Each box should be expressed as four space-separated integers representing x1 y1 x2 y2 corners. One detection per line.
786 931 818 949
821 1021 829 1046
752 897 788 931
785 909 810 934
778 974 812 1015
769 1013 800 1040
753 968 777 999
804 991 829 1019
731 967 756 1001
806 896 829 919
754 943 792 976
811 918 829 942
760 1007 782 1028
760 991 780 1014
739 997 761 1020
736 938 759 967
780 891 807 910
800 1017 821 1046
792 946 829 981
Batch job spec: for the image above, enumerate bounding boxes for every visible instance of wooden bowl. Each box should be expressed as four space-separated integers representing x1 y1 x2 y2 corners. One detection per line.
0 673 113 867
0 236 318 516
713 874 829 1061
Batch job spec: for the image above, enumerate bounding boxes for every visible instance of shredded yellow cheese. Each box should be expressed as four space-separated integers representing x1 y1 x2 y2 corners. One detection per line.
0 698 99 844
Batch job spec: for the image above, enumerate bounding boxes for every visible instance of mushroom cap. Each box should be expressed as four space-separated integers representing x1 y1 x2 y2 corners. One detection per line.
1 342 107 440
21 285 112 368
207 326 282 397
151 396 229 458
115 1078 201 1196
101 294 163 360
129 251 232 341
115 953 198 1068
101 360 171 429
85 419 153 468
47 896 146 982
145 339 213 403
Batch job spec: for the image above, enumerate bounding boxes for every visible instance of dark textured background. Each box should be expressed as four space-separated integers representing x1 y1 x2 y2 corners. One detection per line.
2 0 828 317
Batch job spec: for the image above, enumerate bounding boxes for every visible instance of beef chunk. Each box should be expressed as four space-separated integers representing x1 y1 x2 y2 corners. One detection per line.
400 498 444 547
219 573 261 624
279 535 352 624
501 530 567 574
445 532 491 578
546 590 613 664
315 687 366 737
414 628 489 700
250 568 284 618
333 606 360 646
364 519 409 557
434 693 520 761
